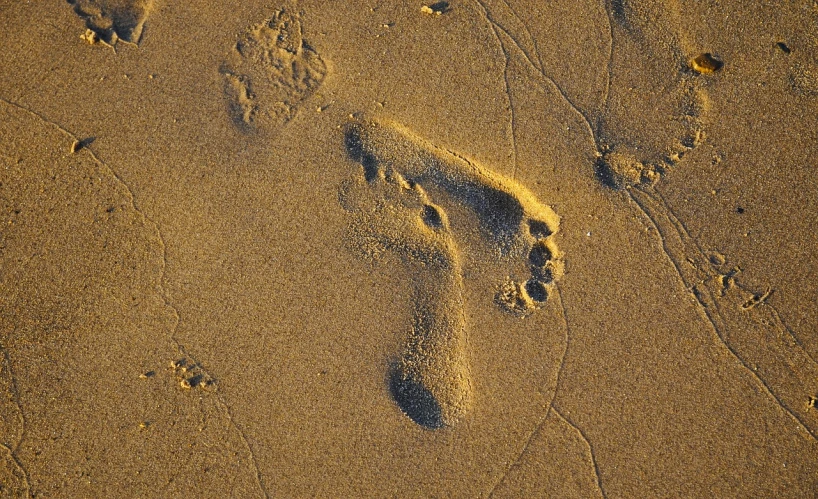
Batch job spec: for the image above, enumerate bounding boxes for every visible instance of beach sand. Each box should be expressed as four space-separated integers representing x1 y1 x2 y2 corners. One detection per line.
1 0 817 496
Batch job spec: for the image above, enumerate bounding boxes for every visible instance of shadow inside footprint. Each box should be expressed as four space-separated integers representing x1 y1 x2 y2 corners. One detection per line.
69 0 154 45
344 124 379 182
344 122 525 251
388 366 444 430
439 179 525 250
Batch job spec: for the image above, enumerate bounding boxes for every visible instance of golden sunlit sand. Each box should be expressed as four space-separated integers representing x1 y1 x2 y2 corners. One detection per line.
1 0 817 496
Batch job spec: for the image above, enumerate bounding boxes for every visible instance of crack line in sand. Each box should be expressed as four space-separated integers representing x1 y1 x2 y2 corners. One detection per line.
499 32 521 181
484 409 549 498
484 285 571 497
0 97 271 497
552 284 607 499
472 1 600 154
498 0 546 73
551 284 571 398
0 443 30 497
488 0 550 81
1 341 31 496
550 405 607 499
627 185 818 442
473 0 520 180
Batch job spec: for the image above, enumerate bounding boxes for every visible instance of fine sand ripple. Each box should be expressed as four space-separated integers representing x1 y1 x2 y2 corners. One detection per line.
220 9 328 133
340 118 564 428
68 0 154 46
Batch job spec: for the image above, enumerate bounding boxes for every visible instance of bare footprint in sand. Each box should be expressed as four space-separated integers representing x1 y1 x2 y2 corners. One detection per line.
68 0 154 46
594 1 714 189
341 118 564 428
220 9 328 133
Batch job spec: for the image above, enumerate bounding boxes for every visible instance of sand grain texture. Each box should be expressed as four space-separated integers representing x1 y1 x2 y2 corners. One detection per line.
1 0 817 496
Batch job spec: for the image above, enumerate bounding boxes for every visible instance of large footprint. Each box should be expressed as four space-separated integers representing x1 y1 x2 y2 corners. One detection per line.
345 119 564 317
340 161 472 429
341 117 564 429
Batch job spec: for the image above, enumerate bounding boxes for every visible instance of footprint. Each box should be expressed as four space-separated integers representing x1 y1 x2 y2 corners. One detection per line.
345 119 564 317
339 157 472 429
341 118 564 427
220 9 328 133
594 1 713 189
68 0 154 46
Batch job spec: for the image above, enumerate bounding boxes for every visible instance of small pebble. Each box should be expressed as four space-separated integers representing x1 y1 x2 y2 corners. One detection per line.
691 53 723 74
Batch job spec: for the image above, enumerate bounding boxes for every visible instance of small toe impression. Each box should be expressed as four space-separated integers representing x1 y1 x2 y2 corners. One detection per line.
524 279 549 303
421 204 445 229
528 219 553 239
389 370 445 430
528 240 553 267
344 123 379 181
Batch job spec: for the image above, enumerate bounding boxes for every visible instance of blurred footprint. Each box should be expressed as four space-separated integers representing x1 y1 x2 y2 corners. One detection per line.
220 9 328 133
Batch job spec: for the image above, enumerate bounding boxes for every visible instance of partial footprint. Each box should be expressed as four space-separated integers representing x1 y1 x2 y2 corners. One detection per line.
594 1 713 189
340 159 472 429
220 9 328 133
345 119 564 317
68 0 154 46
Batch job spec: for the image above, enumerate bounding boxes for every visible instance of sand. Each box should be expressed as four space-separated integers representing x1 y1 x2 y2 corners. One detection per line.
1 0 817 497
